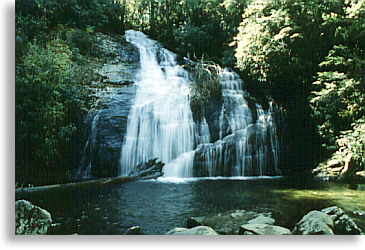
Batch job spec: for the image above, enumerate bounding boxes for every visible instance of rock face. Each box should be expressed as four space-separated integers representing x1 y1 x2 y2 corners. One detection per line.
165 226 219 235
313 153 364 181
238 224 292 235
15 200 52 235
75 33 140 178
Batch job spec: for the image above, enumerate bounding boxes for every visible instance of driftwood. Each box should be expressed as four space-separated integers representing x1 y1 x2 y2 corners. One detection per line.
128 158 165 178
15 158 164 198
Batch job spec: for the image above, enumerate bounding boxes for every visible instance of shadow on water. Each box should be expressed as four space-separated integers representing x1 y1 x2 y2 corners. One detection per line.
15 177 365 235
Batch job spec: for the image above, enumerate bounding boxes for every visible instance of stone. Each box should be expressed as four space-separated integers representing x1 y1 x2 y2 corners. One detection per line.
124 226 144 235
321 206 362 235
353 210 365 216
248 214 275 225
334 215 362 235
186 210 275 235
238 224 292 235
15 200 52 235
321 206 344 220
292 211 334 235
165 226 219 235
165 227 188 235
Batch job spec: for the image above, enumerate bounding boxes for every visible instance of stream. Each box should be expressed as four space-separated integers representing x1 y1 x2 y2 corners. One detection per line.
16 177 365 235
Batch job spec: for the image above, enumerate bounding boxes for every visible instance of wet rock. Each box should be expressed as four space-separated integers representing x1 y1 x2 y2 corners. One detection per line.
238 224 292 235
248 214 275 225
15 200 52 235
292 211 334 235
124 226 144 235
165 226 219 235
186 210 274 235
321 206 362 235
353 210 365 216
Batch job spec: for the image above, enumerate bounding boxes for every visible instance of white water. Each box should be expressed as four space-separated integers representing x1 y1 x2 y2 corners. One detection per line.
119 30 195 176
76 113 100 178
195 68 281 177
119 30 280 178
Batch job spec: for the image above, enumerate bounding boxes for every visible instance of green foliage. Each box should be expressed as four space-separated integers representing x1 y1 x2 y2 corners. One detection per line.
232 0 365 173
336 117 365 169
123 0 245 65
233 1 295 82
16 37 87 185
310 0 365 159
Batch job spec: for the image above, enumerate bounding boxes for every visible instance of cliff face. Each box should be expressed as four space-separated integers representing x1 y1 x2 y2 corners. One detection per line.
75 33 140 178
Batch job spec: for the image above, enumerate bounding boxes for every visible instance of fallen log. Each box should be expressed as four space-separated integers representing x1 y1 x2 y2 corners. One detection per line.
16 158 165 199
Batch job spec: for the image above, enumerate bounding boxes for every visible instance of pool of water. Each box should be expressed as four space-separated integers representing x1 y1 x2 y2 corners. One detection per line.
15 177 365 235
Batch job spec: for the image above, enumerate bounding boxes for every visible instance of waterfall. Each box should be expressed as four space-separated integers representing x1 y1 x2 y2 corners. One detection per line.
75 113 100 178
194 69 281 177
119 30 281 178
119 30 195 176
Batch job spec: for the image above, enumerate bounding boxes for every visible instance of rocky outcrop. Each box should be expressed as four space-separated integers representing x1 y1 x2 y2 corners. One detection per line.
15 200 52 235
75 33 140 178
165 226 219 235
313 152 364 182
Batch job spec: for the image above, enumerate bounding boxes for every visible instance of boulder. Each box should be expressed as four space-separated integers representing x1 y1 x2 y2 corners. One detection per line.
186 210 275 235
238 224 292 235
165 226 219 235
321 206 362 235
15 200 52 235
247 214 275 225
292 211 334 235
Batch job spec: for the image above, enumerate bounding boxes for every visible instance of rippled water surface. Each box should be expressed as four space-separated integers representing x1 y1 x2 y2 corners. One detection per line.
16 177 365 235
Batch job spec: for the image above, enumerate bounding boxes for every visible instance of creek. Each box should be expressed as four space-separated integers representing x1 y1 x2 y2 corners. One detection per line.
16 177 365 235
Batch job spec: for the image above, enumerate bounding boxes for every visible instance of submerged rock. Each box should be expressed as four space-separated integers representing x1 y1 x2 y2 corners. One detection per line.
15 200 52 235
165 226 218 235
292 211 334 235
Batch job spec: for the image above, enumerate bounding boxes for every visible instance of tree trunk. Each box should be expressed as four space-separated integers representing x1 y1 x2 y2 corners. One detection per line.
15 158 165 199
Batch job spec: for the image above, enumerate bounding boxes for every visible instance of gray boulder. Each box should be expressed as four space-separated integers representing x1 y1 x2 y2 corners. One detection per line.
238 224 292 235
321 206 362 235
15 200 52 235
165 226 219 235
186 210 275 235
292 211 334 235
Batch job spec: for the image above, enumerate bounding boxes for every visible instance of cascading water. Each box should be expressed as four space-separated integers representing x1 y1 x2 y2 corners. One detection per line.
193 68 281 177
119 30 281 178
75 113 100 178
119 30 195 176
